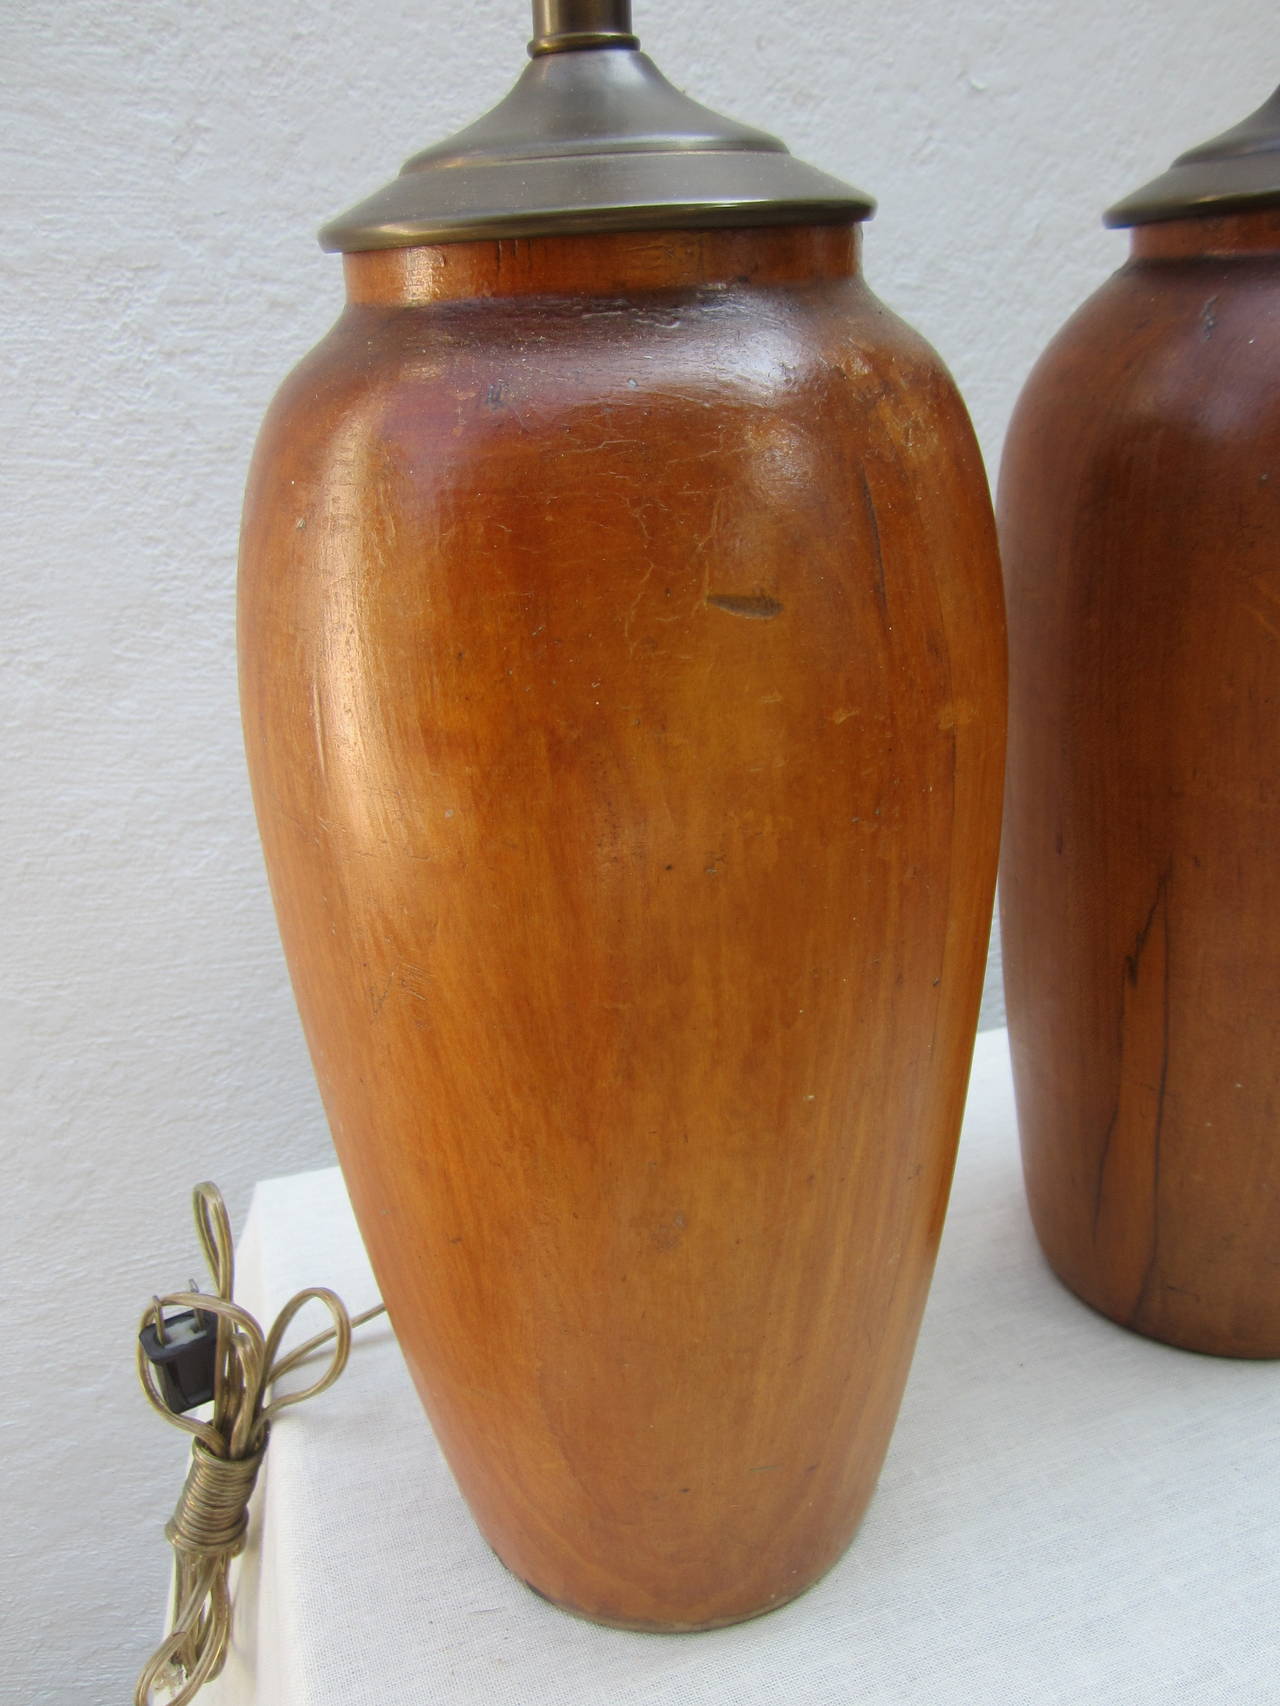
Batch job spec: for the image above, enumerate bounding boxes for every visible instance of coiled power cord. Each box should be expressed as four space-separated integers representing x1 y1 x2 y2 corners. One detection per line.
135 1183 385 1705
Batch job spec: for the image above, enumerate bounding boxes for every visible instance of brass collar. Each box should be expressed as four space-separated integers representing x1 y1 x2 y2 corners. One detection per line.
320 2 873 252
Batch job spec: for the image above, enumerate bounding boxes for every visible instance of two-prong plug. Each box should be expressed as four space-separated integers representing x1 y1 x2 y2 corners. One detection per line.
138 1306 218 1414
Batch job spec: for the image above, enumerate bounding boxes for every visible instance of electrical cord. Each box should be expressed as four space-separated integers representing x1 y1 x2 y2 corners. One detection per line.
135 1182 385 1706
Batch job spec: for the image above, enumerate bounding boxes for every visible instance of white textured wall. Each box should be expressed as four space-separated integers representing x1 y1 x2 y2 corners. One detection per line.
0 2 1270 1700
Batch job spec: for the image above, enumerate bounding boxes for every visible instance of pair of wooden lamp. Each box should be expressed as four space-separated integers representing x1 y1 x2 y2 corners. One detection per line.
237 0 1280 1633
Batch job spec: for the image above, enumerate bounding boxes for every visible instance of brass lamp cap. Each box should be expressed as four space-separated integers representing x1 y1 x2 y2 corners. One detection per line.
320 0 873 251
1106 85 1280 228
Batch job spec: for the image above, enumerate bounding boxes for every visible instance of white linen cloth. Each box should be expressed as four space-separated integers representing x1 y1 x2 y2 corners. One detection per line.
205 1029 1280 1704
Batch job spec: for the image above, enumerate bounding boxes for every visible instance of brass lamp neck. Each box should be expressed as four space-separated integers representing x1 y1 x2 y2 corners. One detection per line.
530 0 639 55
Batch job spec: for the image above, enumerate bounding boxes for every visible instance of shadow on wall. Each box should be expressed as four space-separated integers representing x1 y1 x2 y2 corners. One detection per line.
978 920 1005 1030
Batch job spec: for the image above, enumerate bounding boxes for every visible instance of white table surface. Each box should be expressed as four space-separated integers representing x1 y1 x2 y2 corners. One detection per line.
205 1029 1280 1705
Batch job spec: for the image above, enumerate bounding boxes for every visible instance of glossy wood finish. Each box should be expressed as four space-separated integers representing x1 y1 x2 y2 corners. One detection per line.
1000 209 1280 1358
239 224 1005 1627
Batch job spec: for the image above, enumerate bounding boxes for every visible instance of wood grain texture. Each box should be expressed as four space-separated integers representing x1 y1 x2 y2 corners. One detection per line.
239 224 1005 1627
1000 210 1280 1359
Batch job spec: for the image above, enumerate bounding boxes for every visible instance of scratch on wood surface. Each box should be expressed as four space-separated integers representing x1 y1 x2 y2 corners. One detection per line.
859 467 888 617
706 593 783 620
